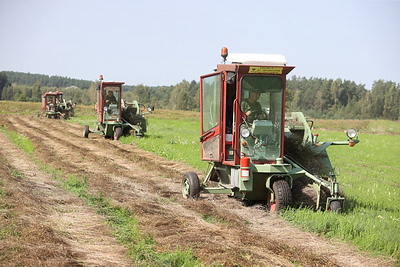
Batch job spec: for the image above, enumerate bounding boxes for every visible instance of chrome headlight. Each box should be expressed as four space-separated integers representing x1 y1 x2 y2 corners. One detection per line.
346 128 357 139
240 127 251 138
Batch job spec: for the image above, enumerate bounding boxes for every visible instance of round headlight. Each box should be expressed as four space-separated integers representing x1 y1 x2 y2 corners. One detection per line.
240 127 251 138
346 128 357 139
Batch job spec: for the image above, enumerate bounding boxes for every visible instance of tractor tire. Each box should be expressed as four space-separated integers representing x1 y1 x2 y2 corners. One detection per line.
328 200 342 213
182 172 200 199
271 180 292 212
114 127 122 140
83 125 90 138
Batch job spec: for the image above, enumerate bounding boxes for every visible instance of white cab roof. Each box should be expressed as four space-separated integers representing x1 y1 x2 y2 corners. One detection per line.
227 53 287 66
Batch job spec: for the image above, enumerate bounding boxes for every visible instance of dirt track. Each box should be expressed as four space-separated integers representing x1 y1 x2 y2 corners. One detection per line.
0 114 394 266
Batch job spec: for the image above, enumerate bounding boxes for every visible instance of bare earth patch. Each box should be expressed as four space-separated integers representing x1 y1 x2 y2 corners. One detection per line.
0 130 131 266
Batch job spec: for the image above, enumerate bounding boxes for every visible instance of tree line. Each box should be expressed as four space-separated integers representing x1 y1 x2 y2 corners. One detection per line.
287 76 400 120
1 71 399 120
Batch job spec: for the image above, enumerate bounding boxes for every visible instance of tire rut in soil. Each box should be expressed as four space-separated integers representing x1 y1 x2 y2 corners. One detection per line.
20 116 191 179
0 131 132 266
8 116 176 196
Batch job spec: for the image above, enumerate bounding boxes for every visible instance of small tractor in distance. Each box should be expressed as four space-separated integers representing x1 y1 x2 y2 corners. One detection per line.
83 75 153 140
182 47 359 212
42 90 75 119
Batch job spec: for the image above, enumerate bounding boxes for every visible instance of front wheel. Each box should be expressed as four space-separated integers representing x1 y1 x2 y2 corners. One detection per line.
182 172 200 199
328 200 342 213
114 127 122 140
270 180 292 212
83 125 90 138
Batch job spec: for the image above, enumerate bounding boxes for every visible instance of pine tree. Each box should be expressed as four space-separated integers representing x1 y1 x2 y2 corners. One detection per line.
32 81 42 101
0 72 10 99
383 84 400 120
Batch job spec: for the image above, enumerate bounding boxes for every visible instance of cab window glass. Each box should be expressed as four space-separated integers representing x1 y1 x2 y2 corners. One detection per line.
201 74 221 132
240 76 282 123
240 76 283 160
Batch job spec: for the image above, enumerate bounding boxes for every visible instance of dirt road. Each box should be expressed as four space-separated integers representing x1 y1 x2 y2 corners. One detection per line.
0 114 394 266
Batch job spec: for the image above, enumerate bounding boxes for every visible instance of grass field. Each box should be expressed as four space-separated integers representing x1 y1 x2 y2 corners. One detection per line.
121 111 209 172
282 131 400 260
2 101 399 262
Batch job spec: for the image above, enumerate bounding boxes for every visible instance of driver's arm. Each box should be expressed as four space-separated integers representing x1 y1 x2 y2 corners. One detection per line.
241 101 251 115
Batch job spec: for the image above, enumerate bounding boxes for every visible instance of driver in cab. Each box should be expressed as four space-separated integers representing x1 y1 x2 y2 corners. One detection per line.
241 90 267 123
105 90 117 106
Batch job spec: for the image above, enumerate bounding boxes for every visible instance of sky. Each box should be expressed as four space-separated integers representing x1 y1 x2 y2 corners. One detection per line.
0 0 399 89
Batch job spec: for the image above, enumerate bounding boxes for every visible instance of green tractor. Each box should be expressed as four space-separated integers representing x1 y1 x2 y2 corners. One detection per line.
42 90 74 119
182 47 359 212
83 75 153 140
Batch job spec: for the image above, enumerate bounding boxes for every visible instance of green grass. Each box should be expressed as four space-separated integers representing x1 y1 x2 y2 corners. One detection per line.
201 214 225 224
326 132 400 211
0 225 20 240
281 131 400 261
67 105 97 125
121 115 209 172
314 118 400 135
0 126 35 157
0 187 6 197
10 170 25 179
0 101 41 115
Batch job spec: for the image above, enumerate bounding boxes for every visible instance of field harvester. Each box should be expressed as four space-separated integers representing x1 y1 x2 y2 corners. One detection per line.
83 75 153 140
182 47 359 212
42 90 75 119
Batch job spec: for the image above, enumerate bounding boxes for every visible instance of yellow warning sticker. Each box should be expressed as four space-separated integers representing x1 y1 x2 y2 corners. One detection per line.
248 66 283 74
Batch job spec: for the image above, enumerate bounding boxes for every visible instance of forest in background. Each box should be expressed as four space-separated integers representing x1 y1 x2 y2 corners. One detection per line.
1 70 399 120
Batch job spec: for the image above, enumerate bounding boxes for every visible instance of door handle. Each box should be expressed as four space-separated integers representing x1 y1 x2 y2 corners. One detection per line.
200 130 215 142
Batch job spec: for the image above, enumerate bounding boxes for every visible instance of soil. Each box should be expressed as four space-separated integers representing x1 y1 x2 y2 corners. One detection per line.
0 114 395 266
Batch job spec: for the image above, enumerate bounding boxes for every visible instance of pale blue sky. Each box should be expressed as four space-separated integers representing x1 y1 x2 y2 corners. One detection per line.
1 0 399 89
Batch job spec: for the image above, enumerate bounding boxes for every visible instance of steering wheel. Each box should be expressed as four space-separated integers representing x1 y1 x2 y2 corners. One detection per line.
253 109 268 120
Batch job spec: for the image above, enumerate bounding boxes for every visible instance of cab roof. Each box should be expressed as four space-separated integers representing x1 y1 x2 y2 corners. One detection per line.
227 53 287 66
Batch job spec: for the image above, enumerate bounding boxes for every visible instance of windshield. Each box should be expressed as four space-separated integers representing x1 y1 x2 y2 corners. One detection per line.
240 76 283 160
104 86 121 120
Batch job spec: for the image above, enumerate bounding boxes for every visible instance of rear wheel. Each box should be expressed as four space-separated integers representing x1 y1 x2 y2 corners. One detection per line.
182 172 200 199
114 127 122 140
328 200 342 213
270 180 292 212
83 125 90 138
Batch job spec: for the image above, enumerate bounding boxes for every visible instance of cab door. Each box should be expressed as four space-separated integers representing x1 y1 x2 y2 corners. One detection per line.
200 73 223 162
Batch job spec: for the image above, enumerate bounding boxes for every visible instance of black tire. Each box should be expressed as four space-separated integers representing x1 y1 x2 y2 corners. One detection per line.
328 200 342 213
182 172 200 199
83 125 90 138
114 127 122 140
271 180 292 212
